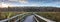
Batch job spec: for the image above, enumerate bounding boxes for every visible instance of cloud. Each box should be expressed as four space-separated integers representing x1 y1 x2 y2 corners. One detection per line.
8 0 28 4
52 1 60 4
0 3 2 7
8 0 18 1
1 0 60 7
19 0 28 4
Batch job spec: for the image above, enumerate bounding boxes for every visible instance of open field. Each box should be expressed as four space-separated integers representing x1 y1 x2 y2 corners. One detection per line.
0 12 60 22
0 12 25 20
36 12 60 22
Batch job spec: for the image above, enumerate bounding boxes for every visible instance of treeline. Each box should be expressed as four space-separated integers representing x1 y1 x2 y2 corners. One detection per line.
0 7 60 12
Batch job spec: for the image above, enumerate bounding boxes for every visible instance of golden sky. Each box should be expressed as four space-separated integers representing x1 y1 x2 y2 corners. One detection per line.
0 3 8 8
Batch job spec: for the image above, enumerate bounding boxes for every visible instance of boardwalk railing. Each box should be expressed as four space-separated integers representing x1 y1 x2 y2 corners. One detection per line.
0 13 27 22
33 13 56 22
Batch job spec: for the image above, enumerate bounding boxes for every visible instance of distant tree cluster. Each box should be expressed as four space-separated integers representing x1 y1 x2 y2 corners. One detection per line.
0 7 60 12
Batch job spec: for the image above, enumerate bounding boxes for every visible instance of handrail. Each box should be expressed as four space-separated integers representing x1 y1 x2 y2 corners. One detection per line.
34 16 39 22
33 13 56 22
0 13 25 22
15 15 27 22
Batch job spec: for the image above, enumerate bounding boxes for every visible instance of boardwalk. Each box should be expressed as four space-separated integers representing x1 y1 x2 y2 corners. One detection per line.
23 15 35 22
0 13 56 22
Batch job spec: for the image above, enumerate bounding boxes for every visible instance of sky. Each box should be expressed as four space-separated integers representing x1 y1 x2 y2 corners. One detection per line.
0 0 60 7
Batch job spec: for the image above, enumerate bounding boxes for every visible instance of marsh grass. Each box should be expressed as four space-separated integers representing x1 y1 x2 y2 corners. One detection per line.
36 12 60 22
0 12 23 20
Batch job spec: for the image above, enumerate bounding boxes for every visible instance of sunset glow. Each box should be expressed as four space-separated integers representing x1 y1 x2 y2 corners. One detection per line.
2 3 8 7
0 3 9 8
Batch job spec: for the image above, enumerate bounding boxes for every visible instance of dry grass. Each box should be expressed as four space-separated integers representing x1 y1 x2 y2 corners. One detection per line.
36 12 60 22
0 12 23 20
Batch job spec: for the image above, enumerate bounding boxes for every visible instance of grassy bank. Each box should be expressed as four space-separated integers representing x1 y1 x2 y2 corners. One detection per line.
36 12 60 22
0 12 24 20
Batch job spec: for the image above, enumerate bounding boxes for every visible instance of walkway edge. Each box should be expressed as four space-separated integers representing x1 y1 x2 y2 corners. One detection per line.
33 13 56 22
